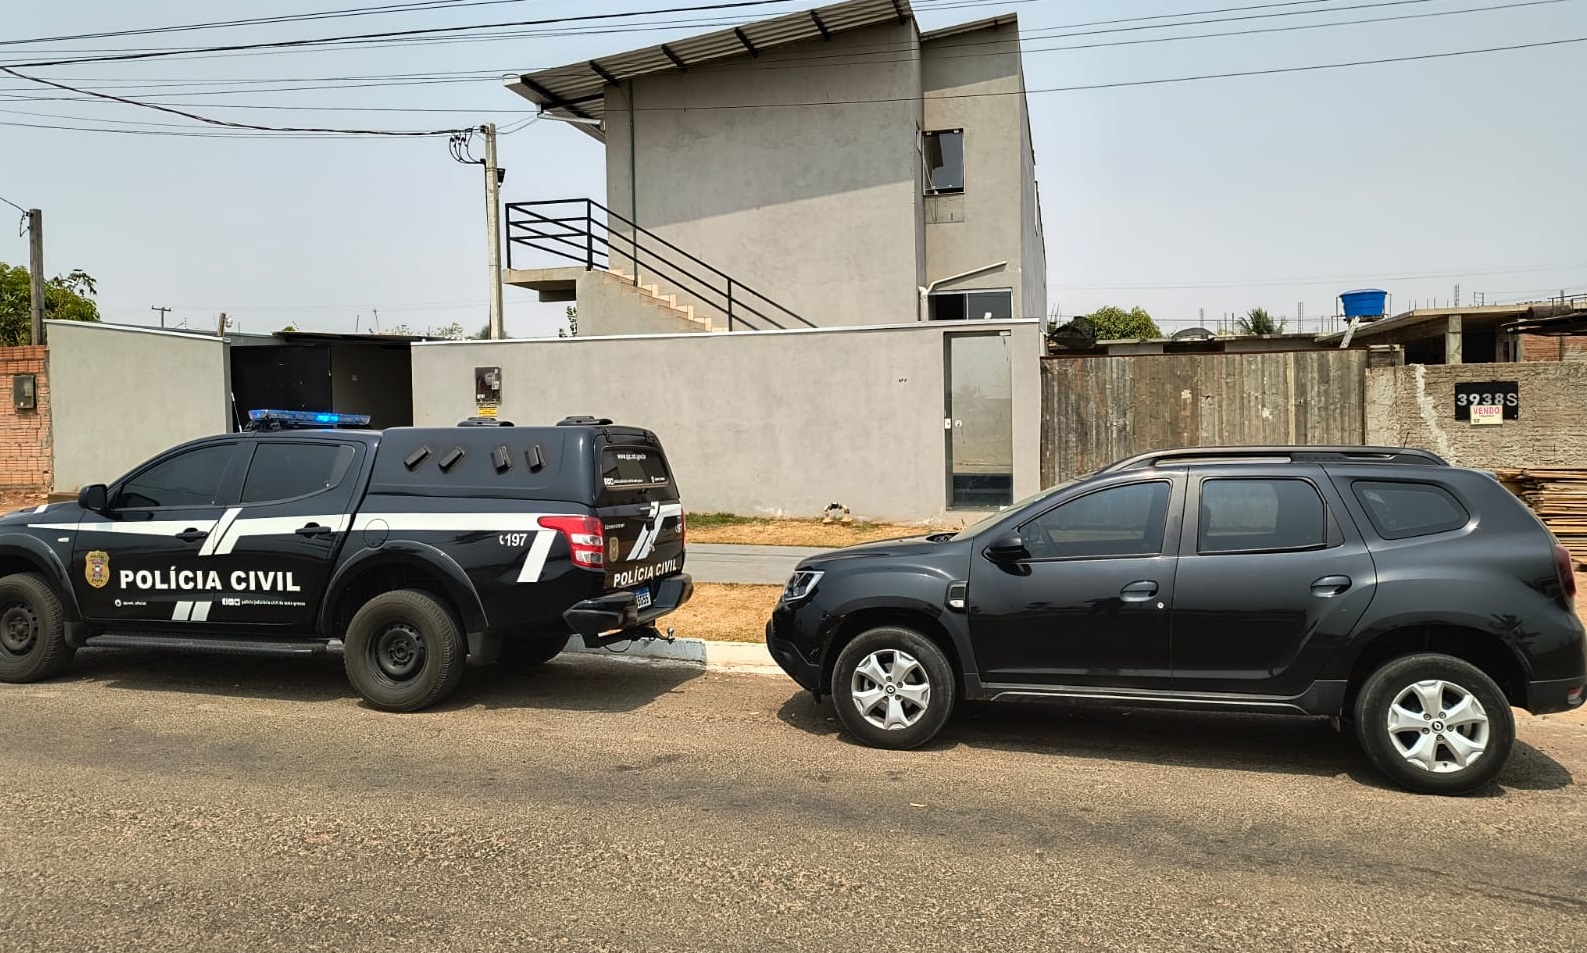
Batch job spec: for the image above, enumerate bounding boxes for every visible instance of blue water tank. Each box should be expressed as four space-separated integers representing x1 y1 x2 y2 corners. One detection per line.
1340 289 1388 318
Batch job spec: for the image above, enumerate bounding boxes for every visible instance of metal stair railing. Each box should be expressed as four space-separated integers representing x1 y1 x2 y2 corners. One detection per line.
504 198 814 332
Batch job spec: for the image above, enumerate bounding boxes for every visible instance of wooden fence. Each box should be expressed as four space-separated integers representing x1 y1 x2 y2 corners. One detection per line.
1040 350 1367 486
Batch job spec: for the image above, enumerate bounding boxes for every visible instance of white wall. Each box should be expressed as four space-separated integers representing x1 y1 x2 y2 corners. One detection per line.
410 322 1043 522
48 322 230 491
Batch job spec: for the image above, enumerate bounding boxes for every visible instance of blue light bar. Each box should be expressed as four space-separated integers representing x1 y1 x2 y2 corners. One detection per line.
247 409 371 427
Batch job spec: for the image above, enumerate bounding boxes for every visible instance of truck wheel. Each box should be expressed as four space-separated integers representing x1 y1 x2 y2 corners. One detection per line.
1353 653 1514 796
498 634 569 672
343 590 466 712
0 572 74 683
831 626 955 750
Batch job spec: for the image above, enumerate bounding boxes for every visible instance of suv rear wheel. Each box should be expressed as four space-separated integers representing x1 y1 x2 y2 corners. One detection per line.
831 626 955 750
1353 653 1514 795
344 589 466 712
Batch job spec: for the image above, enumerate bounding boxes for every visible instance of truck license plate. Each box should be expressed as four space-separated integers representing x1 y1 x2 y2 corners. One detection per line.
634 587 652 610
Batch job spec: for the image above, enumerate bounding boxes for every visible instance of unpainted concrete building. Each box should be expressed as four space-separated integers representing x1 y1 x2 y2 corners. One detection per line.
504 0 1045 335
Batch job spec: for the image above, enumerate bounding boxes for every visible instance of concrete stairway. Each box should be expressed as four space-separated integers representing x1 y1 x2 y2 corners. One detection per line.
502 266 715 335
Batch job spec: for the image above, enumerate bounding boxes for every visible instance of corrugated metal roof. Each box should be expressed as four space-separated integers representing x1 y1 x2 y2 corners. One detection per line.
504 0 915 139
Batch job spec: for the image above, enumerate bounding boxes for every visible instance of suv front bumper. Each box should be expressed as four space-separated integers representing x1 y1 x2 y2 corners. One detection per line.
565 572 693 647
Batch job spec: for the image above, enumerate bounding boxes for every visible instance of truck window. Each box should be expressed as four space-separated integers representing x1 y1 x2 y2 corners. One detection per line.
598 446 676 505
240 443 357 505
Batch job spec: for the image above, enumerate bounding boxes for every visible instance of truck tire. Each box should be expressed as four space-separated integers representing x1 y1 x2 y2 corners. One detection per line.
831 626 955 750
1353 652 1514 796
497 634 569 672
0 572 74 683
343 589 466 712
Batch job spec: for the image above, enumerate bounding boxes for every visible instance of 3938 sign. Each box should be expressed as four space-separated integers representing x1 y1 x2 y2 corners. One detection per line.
1453 380 1519 420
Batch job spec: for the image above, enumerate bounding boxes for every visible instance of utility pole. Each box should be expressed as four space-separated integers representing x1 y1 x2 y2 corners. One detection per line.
482 122 505 340
27 209 44 345
151 305 171 328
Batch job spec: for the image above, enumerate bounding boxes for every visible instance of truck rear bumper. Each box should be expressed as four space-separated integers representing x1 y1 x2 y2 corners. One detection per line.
565 572 693 645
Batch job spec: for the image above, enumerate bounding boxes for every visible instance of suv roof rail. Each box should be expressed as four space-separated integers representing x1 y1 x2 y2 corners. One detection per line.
458 416 514 427
1099 445 1449 473
556 415 613 427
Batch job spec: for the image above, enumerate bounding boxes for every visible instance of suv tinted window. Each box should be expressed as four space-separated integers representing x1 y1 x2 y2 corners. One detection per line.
115 444 234 509
1022 481 1171 559
1199 479 1326 554
598 446 676 505
1353 480 1469 539
241 443 356 505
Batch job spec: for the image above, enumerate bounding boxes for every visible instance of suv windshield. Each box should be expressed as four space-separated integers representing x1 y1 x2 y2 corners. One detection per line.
951 481 1074 540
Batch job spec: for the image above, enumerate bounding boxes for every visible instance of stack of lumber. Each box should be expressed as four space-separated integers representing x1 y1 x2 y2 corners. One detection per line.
1495 468 1587 569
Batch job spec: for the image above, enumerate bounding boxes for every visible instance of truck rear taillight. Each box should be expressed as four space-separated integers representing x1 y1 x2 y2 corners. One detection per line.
539 515 604 570
679 509 687 548
1553 543 1576 603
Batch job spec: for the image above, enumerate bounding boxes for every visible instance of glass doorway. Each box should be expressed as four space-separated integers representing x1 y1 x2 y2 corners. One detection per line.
945 331 1014 509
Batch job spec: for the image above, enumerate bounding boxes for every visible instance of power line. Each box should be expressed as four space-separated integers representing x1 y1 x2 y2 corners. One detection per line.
0 0 810 69
0 66 475 135
0 192 25 213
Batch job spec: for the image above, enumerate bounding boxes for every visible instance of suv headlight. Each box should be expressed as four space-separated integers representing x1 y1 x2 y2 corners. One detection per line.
781 569 824 603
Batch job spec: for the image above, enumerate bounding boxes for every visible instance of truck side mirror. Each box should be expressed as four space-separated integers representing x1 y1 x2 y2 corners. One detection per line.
78 484 108 513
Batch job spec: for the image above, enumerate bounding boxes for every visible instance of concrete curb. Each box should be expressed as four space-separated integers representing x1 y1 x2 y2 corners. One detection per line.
566 637 783 676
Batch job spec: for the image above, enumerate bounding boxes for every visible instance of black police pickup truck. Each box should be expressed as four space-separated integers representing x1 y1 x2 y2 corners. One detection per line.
768 446 1587 795
0 411 690 712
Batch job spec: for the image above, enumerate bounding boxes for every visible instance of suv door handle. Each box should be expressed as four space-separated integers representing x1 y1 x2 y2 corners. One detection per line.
1119 580 1158 602
295 523 333 538
174 528 209 543
1311 575 1352 596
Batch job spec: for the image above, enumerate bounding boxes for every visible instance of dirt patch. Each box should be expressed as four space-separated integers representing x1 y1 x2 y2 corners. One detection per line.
687 513 954 548
667 583 782 643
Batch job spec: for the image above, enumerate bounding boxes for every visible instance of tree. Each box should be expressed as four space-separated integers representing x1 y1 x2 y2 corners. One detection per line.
557 305 578 339
434 322 466 341
1237 307 1285 336
0 262 101 345
1084 305 1160 340
470 323 491 340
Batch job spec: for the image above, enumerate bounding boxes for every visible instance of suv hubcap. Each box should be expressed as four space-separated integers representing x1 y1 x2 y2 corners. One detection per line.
850 649 930 731
0 601 38 657
1385 678 1490 773
374 625 425 681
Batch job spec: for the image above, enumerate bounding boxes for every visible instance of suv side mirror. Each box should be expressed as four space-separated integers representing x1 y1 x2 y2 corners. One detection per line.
78 484 108 512
984 531 1029 563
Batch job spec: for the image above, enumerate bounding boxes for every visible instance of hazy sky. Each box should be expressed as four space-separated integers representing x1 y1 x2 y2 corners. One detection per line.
2 0 1583 338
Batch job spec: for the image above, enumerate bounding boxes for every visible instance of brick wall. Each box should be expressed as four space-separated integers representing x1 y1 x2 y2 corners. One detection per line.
1520 334 1587 362
0 346 51 490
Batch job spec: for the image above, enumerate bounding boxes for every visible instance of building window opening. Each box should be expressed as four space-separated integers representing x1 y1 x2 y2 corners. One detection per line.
930 289 1012 321
924 129 964 194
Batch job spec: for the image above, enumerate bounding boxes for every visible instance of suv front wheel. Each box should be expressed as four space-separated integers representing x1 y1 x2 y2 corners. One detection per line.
831 626 955 750
1353 653 1514 795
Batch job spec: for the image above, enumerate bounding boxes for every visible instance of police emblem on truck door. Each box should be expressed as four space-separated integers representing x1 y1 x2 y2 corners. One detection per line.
84 551 110 589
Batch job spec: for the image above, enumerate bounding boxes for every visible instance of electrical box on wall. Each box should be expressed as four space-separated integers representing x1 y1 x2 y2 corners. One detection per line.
12 373 36 410
474 366 501 419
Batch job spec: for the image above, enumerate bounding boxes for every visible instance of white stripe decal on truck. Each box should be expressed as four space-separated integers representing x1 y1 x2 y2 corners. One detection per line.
516 530 557 583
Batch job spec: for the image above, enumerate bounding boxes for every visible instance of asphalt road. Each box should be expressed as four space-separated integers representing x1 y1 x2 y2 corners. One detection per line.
686 544 830 584
4 649 1586 953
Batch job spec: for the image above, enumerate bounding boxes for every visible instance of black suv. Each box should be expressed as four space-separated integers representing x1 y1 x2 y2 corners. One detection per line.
767 446 1585 794
0 411 689 712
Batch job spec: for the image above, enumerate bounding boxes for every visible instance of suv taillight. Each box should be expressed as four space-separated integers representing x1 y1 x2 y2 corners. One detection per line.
539 515 604 570
1554 543 1577 603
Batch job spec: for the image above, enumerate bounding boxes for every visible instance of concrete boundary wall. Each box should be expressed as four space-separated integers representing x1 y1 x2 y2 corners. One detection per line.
410 321 1043 522
1365 362 1587 469
48 321 229 492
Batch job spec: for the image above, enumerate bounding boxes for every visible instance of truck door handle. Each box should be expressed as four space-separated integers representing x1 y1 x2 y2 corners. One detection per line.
174 528 209 543
1311 575 1352 596
295 523 333 538
1119 580 1158 602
